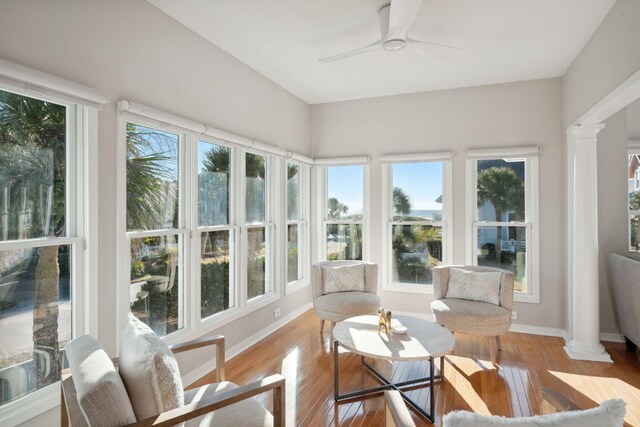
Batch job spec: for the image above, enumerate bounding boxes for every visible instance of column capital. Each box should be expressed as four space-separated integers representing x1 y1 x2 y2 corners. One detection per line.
567 123 605 142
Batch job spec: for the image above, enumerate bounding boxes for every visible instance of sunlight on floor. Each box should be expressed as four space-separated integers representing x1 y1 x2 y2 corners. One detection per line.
281 347 299 425
549 370 640 426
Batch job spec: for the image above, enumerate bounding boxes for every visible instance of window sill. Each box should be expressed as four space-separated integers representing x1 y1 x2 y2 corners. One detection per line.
383 283 434 295
0 382 59 427
513 292 539 304
285 279 309 295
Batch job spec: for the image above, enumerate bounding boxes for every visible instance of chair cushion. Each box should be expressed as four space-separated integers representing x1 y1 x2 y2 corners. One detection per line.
445 268 502 306
119 314 184 420
184 382 273 427
314 291 380 321
66 335 137 426
321 264 365 294
431 298 511 336
443 399 626 427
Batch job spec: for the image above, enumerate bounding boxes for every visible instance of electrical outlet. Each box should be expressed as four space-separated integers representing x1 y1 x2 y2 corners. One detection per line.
274 308 281 318
511 311 517 320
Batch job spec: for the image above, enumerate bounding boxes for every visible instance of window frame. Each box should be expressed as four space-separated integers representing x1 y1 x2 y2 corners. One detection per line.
381 154 453 295
315 160 370 262
0 84 100 424
285 160 311 294
465 147 540 303
117 114 284 345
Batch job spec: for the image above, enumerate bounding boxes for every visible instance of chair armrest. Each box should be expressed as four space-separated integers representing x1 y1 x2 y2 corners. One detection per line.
129 374 286 427
384 390 416 427
169 335 225 382
539 387 580 414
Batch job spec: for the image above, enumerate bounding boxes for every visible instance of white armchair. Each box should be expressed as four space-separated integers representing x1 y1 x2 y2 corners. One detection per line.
312 260 380 332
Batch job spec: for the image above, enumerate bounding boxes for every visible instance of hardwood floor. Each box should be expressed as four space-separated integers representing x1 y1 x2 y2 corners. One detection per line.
192 309 640 426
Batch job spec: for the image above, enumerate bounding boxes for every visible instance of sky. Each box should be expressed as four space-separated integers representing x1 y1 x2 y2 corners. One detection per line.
327 162 444 215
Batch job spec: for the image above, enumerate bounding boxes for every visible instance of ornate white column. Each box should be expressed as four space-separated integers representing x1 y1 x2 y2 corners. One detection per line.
564 124 612 362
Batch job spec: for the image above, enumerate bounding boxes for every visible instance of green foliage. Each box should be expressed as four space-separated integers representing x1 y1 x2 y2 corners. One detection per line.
287 247 298 283
393 187 411 216
328 197 348 219
201 261 230 319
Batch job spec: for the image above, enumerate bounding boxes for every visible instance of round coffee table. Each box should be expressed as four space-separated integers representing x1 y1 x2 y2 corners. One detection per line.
332 314 455 422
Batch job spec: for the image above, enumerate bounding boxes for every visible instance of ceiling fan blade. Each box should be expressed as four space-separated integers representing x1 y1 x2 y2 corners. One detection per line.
319 40 381 63
408 37 465 51
385 0 423 41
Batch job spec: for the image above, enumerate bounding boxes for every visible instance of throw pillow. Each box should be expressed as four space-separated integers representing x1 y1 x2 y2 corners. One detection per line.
119 314 184 420
445 268 502 305
322 264 366 294
66 335 137 426
442 399 626 427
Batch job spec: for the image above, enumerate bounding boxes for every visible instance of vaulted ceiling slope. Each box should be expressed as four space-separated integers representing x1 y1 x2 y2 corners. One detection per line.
149 0 615 104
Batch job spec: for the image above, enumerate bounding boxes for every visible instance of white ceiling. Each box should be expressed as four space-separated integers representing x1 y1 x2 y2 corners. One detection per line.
149 0 616 104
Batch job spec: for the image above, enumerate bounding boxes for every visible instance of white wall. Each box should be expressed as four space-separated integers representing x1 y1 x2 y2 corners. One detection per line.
0 1 311 424
310 78 565 330
562 0 640 126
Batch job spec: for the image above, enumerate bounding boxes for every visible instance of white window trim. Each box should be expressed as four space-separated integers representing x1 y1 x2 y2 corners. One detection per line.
381 156 453 295
465 148 540 304
0 80 102 425
285 161 311 295
316 162 370 262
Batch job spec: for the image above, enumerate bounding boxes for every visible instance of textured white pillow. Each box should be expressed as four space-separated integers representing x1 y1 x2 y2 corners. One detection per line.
119 314 184 420
322 264 366 294
66 335 137 426
445 268 502 305
443 399 626 427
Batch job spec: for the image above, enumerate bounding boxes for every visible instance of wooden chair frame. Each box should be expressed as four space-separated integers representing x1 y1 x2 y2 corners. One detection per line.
61 335 285 427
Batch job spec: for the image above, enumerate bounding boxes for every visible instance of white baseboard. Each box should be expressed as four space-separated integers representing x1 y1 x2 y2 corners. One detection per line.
509 323 568 339
600 332 625 343
181 302 313 386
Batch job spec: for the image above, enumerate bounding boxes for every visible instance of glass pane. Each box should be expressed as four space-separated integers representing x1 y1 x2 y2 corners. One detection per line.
198 142 230 226
245 153 266 223
201 230 233 319
130 235 182 336
477 225 527 292
476 159 525 222
247 227 269 299
391 224 442 284
0 245 71 405
326 223 362 260
287 224 301 283
327 166 363 220
126 124 179 231
630 214 639 252
0 90 66 241
287 163 300 221
392 162 443 221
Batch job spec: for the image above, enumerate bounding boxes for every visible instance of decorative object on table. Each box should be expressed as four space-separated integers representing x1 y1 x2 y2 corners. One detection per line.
378 308 392 333
312 261 380 333
391 324 407 335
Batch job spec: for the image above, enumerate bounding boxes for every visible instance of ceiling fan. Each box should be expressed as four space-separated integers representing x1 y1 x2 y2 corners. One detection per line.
319 0 463 63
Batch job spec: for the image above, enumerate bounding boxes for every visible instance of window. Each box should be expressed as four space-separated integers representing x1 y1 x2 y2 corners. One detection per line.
324 165 365 260
381 154 452 293
0 89 82 406
244 152 273 300
198 141 234 319
126 123 183 336
629 151 640 252
467 149 539 302
286 162 309 289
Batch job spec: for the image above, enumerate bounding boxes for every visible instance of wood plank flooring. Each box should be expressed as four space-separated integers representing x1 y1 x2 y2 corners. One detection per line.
192 309 640 426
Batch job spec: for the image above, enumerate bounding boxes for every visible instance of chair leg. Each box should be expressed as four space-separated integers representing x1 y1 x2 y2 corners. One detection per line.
495 335 502 351
319 319 325 333
488 336 497 364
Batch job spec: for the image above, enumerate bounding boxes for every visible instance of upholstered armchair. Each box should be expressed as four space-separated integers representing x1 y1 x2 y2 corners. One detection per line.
430 265 514 359
61 315 285 426
312 260 380 332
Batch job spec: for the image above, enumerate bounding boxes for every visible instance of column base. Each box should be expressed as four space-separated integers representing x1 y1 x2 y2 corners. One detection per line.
564 340 612 363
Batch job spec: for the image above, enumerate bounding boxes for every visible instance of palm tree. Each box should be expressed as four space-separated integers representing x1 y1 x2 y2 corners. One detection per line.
477 166 524 260
630 191 640 250
393 187 411 217
328 197 348 219
0 91 65 389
